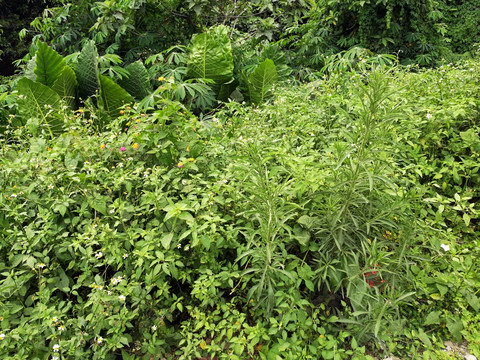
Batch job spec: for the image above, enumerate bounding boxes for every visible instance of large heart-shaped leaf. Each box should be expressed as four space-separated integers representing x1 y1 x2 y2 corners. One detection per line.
76 40 99 100
186 25 234 91
247 59 277 105
52 66 78 109
17 77 63 137
98 75 133 118
34 42 67 87
118 61 151 100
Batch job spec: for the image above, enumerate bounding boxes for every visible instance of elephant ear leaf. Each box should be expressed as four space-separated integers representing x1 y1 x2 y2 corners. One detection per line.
186 25 234 90
25 56 37 81
34 42 67 87
118 61 151 100
98 75 133 118
17 77 63 136
248 59 277 105
52 66 78 109
76 40 99 100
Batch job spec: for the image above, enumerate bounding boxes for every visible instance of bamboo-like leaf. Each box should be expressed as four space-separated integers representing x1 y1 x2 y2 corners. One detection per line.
247 59 278 105
118 61 151 100
186 25 234 91
17 77 63 137
98 75 133 118
52 66 78 109
76 40 99 100
34 42 67 87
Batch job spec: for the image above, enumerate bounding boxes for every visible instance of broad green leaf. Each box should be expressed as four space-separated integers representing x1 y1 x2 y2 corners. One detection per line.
52 66 77 108
161 233 173 249
25 56 37 81
247 59 277 105
186 25 234 91
76 40 99 100
424 310 441 325
118 61 151 100
17 77 63 137
34 42 67 87
98 75 133 118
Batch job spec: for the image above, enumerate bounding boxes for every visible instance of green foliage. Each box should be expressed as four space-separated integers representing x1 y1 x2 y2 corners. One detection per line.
117 61 151 101
34 42 67 88
16 77 63 137
186 25 234 92
51 66 78 109
76 40 99 100
98 74 133 118
247 59 278 105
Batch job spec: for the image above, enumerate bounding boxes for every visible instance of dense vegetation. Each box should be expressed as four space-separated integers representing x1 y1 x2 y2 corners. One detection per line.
0 1 480 360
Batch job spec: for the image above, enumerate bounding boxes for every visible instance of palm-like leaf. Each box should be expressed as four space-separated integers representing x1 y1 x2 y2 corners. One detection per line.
98 75 133 118
52 66 78 109
17 77 63 137
76 40 99 100
34 42 67 87
118 61 151 100
248 59 278 105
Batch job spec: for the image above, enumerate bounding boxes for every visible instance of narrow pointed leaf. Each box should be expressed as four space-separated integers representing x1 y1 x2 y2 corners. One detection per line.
34 42 67 87
52 66 78 108
17 77 63 135
76 40 99 100
98 75 133 118
118 61 151 100
248 59 277 105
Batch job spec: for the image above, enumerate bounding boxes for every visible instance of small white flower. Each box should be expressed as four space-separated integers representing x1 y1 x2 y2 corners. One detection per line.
119 295 126 301
11 193 17 198
440 244 450 251
48 184 54 190
57 325 65 331
107 291 112 295
53 344 60 352
122 253 128 259
52 356 59 360
152 325 157 331
426 113 433 119
38 263 46 269
117 163 123 168
0 333 5 340
184 245 190 251
177 243 182 249
109 209 115 214
95 252 103 259
97 336 103 344
52 317 58 323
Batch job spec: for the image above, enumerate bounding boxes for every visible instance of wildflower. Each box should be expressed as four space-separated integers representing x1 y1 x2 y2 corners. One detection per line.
107 291 112 295
184 245 190 251
177 243 182 249
152 325 157 331
97 336 103 344
9 114 14 118
58 325 65 331
95 252 103 259
119 146 126 152
426 113 433 119
0 333 5 340
52 356 59 360
119 295 126 301
440 244 450 251
189 158 194 162
123 253 128 259
119 110 124 115
53 344 60 352
38 263 46 269
132 143 139 149
48 184 54 190
109 209 115 214
52 317 58 323
158 76 164 81
11 193 17 198
200 341 206 350
100 144 105 150
177 162 184 169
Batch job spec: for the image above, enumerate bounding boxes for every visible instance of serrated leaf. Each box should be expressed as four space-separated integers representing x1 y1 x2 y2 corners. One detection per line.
52 66 77 108
247 58 277 105
34 42 67 87
17 77 63 136
118 61 151 100
186 25 234 91
98 75 133 118
76 40 99 100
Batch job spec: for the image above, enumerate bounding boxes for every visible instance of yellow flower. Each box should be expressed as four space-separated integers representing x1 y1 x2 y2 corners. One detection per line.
132 143 139 149
200 341 207 350
158 76 165 81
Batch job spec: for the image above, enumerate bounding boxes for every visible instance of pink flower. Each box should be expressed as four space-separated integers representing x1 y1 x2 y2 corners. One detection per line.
119 147 126 152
